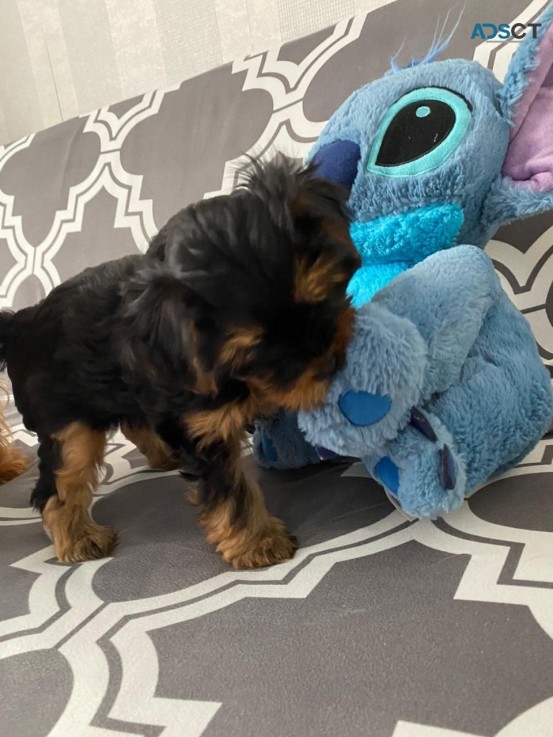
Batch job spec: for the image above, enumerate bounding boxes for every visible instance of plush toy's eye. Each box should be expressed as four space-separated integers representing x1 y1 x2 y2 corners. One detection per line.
367 87 472 177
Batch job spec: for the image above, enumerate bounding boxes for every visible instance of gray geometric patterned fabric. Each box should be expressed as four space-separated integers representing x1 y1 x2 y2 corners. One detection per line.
2 1 553 735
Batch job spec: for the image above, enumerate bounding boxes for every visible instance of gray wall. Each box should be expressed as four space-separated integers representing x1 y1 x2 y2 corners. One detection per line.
0 0 395 145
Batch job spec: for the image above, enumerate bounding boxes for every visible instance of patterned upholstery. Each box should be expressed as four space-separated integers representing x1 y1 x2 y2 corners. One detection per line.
1 2 553 735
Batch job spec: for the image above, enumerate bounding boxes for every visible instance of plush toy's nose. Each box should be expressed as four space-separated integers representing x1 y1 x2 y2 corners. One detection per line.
312 140 361 191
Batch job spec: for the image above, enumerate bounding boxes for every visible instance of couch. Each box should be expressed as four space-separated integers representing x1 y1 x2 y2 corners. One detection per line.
1 1 553 735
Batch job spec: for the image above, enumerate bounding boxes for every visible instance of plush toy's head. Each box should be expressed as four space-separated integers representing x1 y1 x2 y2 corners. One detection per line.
309 3 553 266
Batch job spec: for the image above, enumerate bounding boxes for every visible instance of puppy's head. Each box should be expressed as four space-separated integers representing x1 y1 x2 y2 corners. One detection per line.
135 155 360 413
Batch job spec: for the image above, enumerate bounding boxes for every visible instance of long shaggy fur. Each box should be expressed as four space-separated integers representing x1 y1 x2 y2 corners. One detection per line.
0 155 360 567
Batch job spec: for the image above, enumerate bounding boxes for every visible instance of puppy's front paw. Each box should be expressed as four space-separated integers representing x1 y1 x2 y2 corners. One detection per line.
203 510 298 570
54 522 118 563
223 517 298 569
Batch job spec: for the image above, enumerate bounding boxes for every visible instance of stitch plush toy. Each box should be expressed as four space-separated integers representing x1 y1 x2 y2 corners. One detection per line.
253 5 553 518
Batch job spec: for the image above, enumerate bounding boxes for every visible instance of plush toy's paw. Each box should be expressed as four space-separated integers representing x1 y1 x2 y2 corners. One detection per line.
252 411 321 470
298 303 428 458
338 389 392 426
366 409 466 519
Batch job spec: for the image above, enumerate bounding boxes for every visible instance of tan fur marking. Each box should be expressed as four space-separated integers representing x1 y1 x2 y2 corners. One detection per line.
201 493 297 569
185 395 259 448
291 181 360 304
42 422 117 563
294 255 350 304
0 384 30 484
247 370 330 414
0 445 30 485
250 305 355 412
185 306 354 445
199 446 297 569
120 423 180 470
218 327 263 368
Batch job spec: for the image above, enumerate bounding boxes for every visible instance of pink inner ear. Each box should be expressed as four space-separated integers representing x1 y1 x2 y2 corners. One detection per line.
502 25 553 191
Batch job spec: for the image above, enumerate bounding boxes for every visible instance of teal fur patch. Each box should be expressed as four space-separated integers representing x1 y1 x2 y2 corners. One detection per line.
348 262 407 306
348 203 464 305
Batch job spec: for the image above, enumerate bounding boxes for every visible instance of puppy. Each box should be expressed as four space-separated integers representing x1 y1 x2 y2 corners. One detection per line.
0 156 360 568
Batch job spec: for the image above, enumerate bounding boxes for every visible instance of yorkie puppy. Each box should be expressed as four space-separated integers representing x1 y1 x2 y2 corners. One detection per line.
0 156 359 568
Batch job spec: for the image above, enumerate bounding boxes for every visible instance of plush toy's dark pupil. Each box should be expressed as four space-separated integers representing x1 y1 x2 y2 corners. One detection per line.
376 100 456 166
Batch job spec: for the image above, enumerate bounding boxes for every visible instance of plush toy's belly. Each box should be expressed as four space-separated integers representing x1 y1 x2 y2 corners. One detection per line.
347 202 464 307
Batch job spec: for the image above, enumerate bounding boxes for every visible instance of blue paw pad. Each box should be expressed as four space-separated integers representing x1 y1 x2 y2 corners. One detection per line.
259 433 278 463
410 408 437 441
339 389 392 427
439 445 456 490
315 445 339 461
374 457 400 496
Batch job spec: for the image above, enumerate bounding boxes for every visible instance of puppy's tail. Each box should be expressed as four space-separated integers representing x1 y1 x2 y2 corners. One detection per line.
0 312 30 484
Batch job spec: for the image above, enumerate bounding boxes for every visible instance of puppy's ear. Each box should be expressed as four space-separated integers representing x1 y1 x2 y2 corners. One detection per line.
242 154 352 233
293 159 351 222
289 163 361 304
118 265 217 394
241 155 360 303
291 164 355 252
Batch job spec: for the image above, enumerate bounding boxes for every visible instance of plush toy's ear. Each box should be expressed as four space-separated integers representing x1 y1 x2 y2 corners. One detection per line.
491 4 553 222
310 140 361 191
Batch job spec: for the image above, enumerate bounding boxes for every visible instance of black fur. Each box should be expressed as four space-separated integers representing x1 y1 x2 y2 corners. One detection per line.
0 155 359 558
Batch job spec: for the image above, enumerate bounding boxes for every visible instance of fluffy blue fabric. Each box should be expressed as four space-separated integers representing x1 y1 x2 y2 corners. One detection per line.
252 4 553 518
297 246 553 518
311 59 507 251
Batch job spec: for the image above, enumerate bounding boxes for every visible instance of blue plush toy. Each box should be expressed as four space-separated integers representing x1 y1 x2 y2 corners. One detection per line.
253 4 553 518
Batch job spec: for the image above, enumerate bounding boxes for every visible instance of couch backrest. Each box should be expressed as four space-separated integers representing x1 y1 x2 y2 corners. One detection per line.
0 0 551 379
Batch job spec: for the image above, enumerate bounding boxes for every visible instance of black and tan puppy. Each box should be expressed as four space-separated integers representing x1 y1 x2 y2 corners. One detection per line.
0 156 360 568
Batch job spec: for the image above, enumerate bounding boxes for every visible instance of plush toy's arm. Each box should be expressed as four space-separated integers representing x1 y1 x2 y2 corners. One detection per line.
373 244 502 396
299 302 428 457
298 246 502 457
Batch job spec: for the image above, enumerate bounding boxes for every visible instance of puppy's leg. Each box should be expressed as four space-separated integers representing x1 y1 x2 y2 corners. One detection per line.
197 438 297 569
120 422 180 471
35 423 117 563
